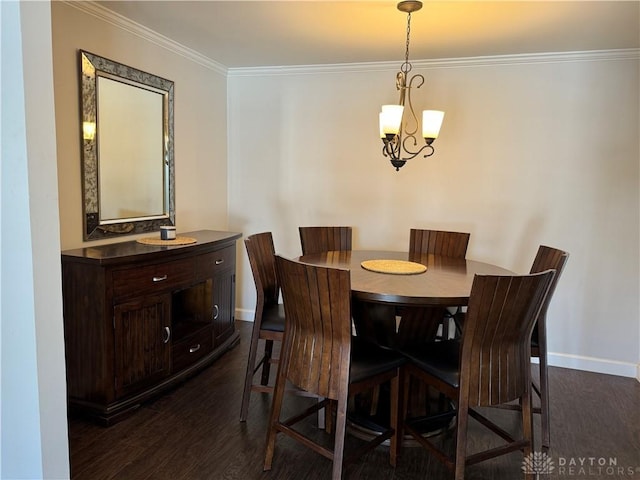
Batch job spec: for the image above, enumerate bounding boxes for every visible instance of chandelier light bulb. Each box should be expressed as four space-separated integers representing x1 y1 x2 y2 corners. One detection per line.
422 110 445 143
380 105 405 137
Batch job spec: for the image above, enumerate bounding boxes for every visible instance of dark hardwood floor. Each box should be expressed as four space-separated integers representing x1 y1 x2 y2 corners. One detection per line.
68 321 640 480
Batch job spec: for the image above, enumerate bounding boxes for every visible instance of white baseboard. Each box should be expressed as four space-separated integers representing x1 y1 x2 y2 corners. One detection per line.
235 308 255 322
235 309 640 382
534 352 638 380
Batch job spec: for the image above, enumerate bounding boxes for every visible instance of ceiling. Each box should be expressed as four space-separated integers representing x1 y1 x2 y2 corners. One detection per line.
96 1 639 68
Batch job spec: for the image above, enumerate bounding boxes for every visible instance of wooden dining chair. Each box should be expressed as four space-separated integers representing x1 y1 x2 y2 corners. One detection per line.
239 232 287 422
298 225 387 419
408 228 470 260
495 245 569 449
264 255 405 480
298 226 352 255
529 246 569 449
397 270 556 480
402 228 471 343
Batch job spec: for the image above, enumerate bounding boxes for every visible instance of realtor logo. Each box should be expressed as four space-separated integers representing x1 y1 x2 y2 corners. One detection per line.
522 451 555 478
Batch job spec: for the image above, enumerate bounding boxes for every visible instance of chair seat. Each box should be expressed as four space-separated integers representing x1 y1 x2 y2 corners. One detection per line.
350 337 406 384
261 304 286 332
401 340 461 388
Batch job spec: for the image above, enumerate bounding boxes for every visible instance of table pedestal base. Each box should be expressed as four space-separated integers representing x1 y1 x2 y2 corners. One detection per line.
347 382 456 447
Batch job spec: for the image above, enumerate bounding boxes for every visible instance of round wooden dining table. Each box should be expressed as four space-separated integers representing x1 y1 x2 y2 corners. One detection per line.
297 250 513 307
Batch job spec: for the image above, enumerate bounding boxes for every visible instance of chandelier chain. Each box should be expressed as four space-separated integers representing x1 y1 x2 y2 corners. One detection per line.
402 12 413 75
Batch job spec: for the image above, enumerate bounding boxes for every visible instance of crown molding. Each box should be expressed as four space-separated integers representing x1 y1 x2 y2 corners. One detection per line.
62 1 638 79
64 1 227 75
228 48 640 77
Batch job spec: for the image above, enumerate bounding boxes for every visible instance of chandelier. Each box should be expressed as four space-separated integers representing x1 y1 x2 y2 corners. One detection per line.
379 1 444 171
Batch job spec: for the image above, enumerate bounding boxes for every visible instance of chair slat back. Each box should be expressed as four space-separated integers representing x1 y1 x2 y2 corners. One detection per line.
275 255 352 399
245 233 279 307
460 270 555 407
409 229 470 258
529 245 569 334
299 226 353 255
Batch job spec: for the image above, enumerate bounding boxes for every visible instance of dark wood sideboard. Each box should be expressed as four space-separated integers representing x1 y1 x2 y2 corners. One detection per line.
61 230 242 425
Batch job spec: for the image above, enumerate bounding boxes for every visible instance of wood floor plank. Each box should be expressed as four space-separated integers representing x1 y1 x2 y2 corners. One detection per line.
68 321 640 480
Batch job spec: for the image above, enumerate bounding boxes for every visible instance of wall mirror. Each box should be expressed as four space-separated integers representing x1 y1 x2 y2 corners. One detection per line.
79 50 175 240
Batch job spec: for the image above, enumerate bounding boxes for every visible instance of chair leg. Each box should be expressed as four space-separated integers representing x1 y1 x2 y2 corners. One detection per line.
389 369 401 467
538 348 551 449
441 315 451 340
263 355 288 471
452 307 465 338
454 398 470 480
322 398 333 433
240 331 263 422
522 386 535 480
397 366 412 461
332 393 349 480
521 387 534 458
369 385 381 415
260 340 274 385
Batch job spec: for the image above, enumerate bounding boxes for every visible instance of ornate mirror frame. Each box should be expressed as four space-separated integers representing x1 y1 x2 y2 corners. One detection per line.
79 50 175 240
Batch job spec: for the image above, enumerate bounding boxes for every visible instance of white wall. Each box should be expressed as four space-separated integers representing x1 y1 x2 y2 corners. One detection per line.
1 1 70 478
52 2 230 250
228 53 640 378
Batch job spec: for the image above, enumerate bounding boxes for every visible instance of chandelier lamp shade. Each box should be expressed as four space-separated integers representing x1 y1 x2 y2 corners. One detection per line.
380 0 444 171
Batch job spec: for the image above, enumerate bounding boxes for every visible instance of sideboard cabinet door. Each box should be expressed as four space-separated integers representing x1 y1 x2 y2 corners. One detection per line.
213 268 235 346
113 294 171 398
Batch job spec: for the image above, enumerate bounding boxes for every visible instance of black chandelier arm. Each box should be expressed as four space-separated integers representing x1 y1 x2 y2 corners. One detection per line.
382 137 399 160
382 136 435 165
398 142 435 161
412 142 435 159
401 135 436 158
381 140 407 171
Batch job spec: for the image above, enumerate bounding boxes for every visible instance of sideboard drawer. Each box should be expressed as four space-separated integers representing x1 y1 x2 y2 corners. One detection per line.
196 245 235 278
171 327 213 373
113 257 195 300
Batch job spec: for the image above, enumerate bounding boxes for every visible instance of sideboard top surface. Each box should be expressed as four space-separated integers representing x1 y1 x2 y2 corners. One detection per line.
62 230 242 266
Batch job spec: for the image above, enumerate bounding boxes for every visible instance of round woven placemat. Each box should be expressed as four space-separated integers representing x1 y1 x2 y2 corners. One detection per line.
361 259 427 275
136 236 197 246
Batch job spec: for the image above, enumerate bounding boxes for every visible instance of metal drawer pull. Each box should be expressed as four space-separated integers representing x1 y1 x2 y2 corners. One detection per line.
163 326 171 343
213 304 219 320
153 275 168 282
215 259 224 265
189 344 201 353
